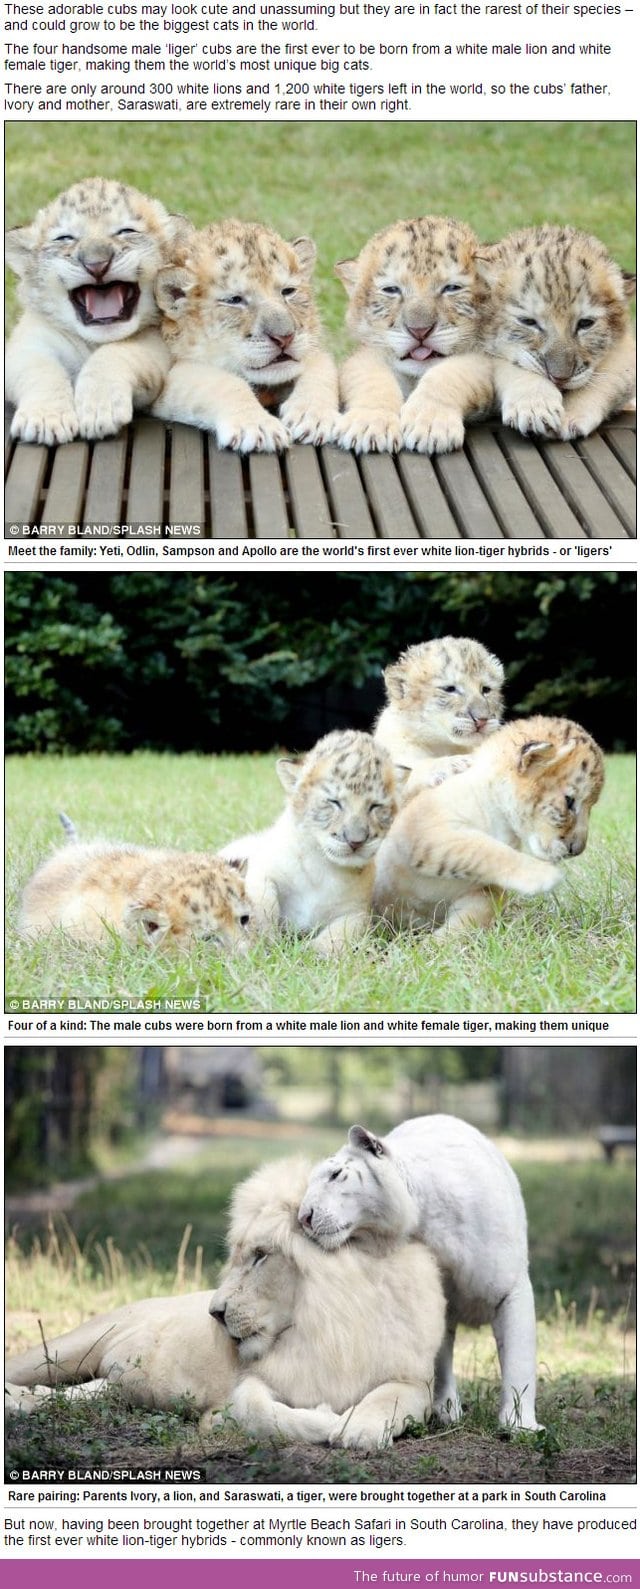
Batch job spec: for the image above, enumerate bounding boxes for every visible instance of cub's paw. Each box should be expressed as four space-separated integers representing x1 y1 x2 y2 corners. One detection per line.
280 397 339 446
332 409 403 454
559 404 604 441
502 389 564 438
216 411 289 453
423 755 472 788
517 862 563 896
401 400 465 455
11 402 79 447
76 383 133 439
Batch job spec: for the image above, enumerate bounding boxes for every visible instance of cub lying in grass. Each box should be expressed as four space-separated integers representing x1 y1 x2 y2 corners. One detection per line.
19 814 252 951
373 715 604 934
221 730 407 954
152 218 338 452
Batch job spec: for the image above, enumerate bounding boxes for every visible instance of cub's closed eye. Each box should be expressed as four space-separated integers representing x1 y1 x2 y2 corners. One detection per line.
52 234 76 243
441 283 462 294
565 794 576 811
327 797 343 809
114 228 138 237
221 294 246 307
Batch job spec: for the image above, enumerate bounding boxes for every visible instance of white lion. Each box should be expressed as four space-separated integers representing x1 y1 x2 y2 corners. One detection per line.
298 1116 540 1431
6 1158 445 1453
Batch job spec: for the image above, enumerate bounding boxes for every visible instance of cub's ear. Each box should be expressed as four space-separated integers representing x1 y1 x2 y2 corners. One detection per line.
5 225 35 276
154 264 196 318
167 211 195 248
518 739 577 773
621 270 636 299
473 245 502 287
226 855 248 878
348 1124 387 1158
393 764 411 793
334 257 359 295
276 756 301 794
290 236 316 276
124 901 171 945
383 659 407 702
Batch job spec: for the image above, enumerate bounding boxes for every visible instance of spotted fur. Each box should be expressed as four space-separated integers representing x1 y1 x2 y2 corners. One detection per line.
6 178 190 444
478 225 636 439
221 730 407 954
374 715 605 934
19 827 253 952
152 219 338 451
332 216 494 454
374 636 505 789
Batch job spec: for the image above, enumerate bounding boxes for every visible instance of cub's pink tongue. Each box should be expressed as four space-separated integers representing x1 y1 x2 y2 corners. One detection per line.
84 284 126 321
409 345 434 362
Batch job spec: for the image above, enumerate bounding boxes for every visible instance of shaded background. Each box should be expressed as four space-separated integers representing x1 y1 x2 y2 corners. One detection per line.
5 570 636 754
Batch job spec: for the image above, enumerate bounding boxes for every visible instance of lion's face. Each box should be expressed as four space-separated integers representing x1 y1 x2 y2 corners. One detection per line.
5 177 189 346
155 220 320 389
209 1246 297 1362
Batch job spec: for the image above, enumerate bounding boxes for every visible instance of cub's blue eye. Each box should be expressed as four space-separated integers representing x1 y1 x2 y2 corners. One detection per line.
222 295 245 306
441 283 462 294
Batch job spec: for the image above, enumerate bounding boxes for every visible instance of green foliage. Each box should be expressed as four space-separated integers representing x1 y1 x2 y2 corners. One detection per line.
5 572 635 754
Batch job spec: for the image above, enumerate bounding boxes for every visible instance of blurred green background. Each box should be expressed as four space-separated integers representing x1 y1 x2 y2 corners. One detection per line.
5 120 636 349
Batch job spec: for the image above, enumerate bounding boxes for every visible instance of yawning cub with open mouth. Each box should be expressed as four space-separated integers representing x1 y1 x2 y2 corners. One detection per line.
5 176 191 445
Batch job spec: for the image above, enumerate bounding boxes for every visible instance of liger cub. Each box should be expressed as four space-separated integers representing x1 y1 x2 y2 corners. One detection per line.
220 730 407 954
152 219 339 452
374 636 505 792
332 215 493 455
477 224 636 439
5 177 191 445
373 715 605 935
19 815 253 952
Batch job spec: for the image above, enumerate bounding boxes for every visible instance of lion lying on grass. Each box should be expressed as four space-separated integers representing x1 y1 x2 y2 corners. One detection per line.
5 1158 445 1452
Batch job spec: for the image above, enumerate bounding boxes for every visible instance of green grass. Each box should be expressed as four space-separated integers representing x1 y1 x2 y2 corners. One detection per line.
5 121 635 350
6 751 635 1014
6 1142 635 1484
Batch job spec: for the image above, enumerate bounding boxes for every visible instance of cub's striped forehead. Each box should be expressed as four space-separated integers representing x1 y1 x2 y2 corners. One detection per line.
43 179 162 228
365 215 478 276
186 221 304 286
395 636 504 683
303 729 392 790
488 224 628 309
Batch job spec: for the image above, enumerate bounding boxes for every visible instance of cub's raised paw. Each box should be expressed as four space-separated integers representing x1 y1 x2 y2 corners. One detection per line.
502 390 564 438
11 402 79 447
332 410 403 454
216 411 289 454
76 384 133 439
401 401 465 455
280 398 339 446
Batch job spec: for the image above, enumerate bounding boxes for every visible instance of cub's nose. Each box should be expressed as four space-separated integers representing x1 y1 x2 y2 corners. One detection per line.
79 251 114 282
406 324 434 342
567 835 586 856
270 330 294 351
469 712 488 731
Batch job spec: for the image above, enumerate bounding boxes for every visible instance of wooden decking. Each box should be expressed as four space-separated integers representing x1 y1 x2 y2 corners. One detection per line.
4 409 635 540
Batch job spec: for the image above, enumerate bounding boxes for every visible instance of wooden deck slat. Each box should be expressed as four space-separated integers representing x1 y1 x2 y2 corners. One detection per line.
396 452 462 539
42 442 89 526
5 443 48 525
286 447 336 538
5 406 636 539
209 445 248 539
604 426 636 479
248 454 289 538
127 420 165 526
169 424 205 530
574 434 635 535
540 441 627 541
433 449 505 539
319 446 376 539
359 454 420 539
498 432 586 539
83 435 128 528
463 430 545 540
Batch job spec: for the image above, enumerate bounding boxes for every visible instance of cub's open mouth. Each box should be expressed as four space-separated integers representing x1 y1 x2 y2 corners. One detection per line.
71 282 141 326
